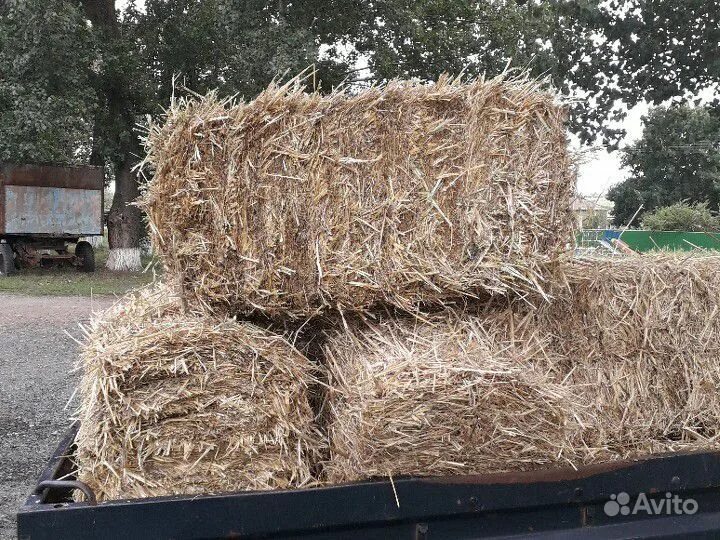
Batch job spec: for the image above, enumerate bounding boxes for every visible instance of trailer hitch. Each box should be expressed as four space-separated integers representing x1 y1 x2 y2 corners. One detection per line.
34 480 97 506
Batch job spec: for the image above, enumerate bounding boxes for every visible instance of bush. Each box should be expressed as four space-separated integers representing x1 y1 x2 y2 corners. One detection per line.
641 201 720 232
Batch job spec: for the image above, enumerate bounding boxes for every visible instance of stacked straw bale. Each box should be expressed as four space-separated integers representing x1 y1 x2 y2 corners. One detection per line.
535 253 720 462
323 254 720 482
81 73 720 494
322 308 583 483
74 284 324 501
141 74 575 318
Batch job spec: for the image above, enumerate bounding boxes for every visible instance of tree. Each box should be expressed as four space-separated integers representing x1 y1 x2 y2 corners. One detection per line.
340 1 719 147
84 0 345 270
641 201 720 232
3 0 719 267
589 0 720 146
77 0 155 271
0 0 343 271
342 1 612 139
138 0 340 104
608 106 720 226
606 178 643 228
0 0 96 163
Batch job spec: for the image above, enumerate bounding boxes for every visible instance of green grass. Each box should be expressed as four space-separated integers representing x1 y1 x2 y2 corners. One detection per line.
0 267 156 296
0 244 160 297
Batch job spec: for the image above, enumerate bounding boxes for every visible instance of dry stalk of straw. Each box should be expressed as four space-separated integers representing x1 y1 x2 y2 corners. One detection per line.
322 308 583 483
74 284 324 502
141 73 575 318
531 253 720 462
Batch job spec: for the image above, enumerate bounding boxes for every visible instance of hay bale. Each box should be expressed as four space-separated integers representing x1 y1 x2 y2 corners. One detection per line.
322 309 581 483
323 254 720 481
142 73 575 318
74 284 324 501
534 253 720 461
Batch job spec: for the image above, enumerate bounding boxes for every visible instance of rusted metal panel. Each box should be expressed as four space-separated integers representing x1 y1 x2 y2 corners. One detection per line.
0 163 104 236
3 185 102 235
0 163 103 190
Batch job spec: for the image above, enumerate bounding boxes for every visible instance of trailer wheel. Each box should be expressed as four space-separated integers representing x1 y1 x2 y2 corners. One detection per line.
75 241 95 273
0 243 15 276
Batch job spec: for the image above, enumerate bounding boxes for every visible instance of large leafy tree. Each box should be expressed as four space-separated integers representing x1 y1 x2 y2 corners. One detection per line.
598 0 719 137
83 0 345 270
2 0 719 266
138 0 341 104
76 0 153 270
343 1 719 147
608 105 720 226
341 1 613 140
0 0 331 271
0 0 96 163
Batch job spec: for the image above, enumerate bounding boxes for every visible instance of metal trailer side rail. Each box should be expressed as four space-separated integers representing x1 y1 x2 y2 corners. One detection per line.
18 425 720 539
0 163 104 238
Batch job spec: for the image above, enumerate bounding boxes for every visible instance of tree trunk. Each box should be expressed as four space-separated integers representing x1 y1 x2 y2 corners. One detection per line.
81 0 143 271
106 153 143 271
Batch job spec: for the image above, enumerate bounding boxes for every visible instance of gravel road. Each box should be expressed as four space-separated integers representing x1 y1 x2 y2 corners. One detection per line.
0 294 114 540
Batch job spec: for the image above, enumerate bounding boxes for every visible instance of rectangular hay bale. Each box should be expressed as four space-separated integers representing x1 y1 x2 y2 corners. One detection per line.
535 253 720 461
323 254 720 481
74 284 324 502
142 74 575 318
322 309 581 483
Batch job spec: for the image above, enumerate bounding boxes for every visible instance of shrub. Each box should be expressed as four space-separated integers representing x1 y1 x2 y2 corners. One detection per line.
641 201 720 232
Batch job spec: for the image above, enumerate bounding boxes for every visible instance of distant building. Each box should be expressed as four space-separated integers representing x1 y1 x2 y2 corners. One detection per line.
572 194 614 229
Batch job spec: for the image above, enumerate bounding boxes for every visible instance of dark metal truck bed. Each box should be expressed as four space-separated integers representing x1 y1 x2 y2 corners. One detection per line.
17 425 720 539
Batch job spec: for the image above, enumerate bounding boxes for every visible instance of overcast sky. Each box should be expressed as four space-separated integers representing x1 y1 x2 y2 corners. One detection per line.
573 103 648 196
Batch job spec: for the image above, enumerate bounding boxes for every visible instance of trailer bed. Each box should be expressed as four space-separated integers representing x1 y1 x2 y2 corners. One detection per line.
0 164 103 238
17 425 720 539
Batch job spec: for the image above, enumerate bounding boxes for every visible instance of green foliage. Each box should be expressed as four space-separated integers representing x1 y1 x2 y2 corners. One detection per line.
217 0 323 97
0 267 154 296
81 1 155 166
641 202 720 232
555 0 720 146
0 0 97 163
2 0 718 175
338 1 720 146
343 1 611 141
135 0 348 114
608 106 720 226
595 0 720 144
607 178 643 227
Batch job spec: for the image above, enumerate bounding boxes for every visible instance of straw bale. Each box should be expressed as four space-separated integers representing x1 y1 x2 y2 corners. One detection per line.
322 309 582 483
141 73 575 318
323 254 720 482
534 253 720 461
74 284 324 501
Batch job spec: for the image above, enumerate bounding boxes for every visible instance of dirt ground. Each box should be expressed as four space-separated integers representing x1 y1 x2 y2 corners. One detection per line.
0 294 115 540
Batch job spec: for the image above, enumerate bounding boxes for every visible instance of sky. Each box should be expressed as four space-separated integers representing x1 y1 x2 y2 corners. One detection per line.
573 103 649 196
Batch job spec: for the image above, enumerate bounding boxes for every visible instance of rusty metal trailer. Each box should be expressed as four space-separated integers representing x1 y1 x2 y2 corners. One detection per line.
16 424 720 539
0 163 104 275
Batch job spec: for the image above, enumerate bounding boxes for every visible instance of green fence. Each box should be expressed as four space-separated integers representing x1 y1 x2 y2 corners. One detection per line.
577 230 720 252
620 231 720 252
